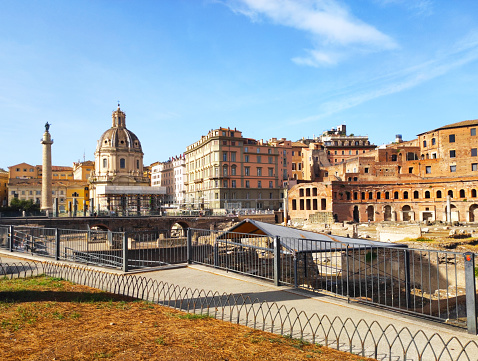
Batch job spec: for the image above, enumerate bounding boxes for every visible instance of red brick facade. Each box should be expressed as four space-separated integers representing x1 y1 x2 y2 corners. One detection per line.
288 119 478 223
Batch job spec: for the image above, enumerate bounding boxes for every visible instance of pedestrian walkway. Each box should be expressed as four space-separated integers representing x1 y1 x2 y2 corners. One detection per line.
1 250 476 360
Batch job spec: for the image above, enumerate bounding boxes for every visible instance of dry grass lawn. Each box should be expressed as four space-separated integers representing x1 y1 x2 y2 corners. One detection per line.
0 276 376 361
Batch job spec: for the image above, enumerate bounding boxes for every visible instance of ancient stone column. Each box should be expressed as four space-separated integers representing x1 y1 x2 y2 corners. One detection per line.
41 123 53 213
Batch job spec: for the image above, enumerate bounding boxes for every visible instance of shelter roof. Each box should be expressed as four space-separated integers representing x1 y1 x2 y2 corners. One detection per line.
225 219 407 253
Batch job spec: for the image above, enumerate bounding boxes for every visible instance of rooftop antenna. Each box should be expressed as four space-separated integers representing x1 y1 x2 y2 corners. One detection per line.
83 150 86 162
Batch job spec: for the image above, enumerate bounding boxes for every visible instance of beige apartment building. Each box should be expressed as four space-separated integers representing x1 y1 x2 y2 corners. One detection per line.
185 127 293 211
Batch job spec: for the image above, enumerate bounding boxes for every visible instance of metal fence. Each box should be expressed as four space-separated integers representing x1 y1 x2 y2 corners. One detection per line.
2 224 477 334
0 225 187 271
1 261 477 361
188 228 478 334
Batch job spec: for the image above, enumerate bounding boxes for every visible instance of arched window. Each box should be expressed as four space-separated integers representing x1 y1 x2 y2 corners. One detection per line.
377 192 381 200
460 189 466 198
231 165 237 176
361 192 365 200
436 190 442 198
136 159 140 169
425 191 430 199
102 158 107 168
368 192 373 200
448 190 454 198
472 189 477 198
120 158 126 169
223 165 228 176
403 191 409 199
413 191 419 199
385 191 390 199
346 192 351 200
394 191 399 199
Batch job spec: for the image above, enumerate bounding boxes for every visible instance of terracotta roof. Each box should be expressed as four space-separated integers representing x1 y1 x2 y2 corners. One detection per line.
417 119 478 135
291 142 308 147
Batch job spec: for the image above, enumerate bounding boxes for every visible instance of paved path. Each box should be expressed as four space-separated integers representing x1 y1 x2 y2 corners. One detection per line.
1 250 477 360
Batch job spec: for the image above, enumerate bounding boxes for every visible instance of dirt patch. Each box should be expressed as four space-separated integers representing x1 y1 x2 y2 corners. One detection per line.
0 276 375 361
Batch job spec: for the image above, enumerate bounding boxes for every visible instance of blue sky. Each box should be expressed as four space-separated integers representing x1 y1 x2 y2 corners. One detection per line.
2 0 478 169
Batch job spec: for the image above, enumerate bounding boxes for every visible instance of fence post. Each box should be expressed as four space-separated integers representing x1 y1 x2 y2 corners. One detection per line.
187 228 192 265
293 252 298 288
273 236 281 287
8 225 13 252
464 252 477 335
345 245 350 300
122 232 129 273
404 249 412 310
54 228 60 260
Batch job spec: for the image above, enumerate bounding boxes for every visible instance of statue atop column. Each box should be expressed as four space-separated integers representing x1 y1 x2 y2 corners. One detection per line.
45 122 50 132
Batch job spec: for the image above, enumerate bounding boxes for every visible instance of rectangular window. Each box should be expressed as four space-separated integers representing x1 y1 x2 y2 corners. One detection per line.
364 167 369 174
472 148 477 157
231 180 236 188
268 168 273 176
231 152 236 162
244 167 250 176
257 148 260 153
257 167 262 176
449 134 455 143
258 181 262 188
450 150 456 158
245 155 249 162
223 152 227 161
245 180 250 188
103 158 107 168
244 146 248 152
231 166 236 176
432 138 436 145
257 155 261 163
269 181 273 188
409 167 413 173
426 166 431 174
450 165 456 172
471 128 476 136
473 163 478 171
268 156 273 164
223 180 228 187
423 140 427 147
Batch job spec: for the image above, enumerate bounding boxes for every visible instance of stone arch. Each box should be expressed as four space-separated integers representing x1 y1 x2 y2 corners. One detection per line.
171 221 189 237
402 205 413 221
469 204 478 222
384 205 392 221
90 223 111 231
353 206 359 223
445 204 457 223
366 205 374 222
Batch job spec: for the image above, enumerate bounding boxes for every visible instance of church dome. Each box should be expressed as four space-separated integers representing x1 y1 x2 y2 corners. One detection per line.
95 106 143 153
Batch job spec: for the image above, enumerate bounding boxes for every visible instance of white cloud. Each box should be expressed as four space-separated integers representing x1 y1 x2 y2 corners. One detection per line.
375 0 433 16
224 0 397 66
292 31 478 123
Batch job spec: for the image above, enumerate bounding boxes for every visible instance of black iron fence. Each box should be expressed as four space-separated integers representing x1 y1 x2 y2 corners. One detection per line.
0 225 188 271
1 224 478 334
0 261 477 361
188 228 478 335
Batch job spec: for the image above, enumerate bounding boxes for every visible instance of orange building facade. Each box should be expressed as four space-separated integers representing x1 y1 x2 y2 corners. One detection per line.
288 119 478 224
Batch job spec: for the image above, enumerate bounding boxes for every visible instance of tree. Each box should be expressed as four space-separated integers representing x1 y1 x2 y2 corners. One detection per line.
7 198 40 213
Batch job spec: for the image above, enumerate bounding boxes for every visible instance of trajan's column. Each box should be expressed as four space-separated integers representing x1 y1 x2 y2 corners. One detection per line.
41 122 53 213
